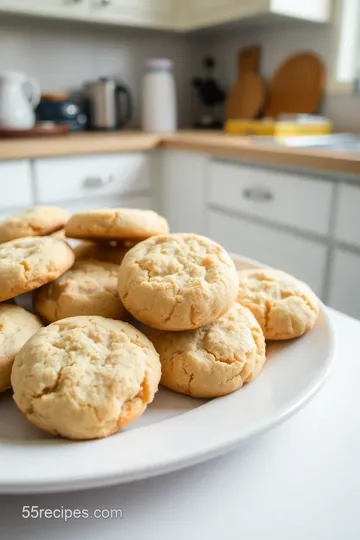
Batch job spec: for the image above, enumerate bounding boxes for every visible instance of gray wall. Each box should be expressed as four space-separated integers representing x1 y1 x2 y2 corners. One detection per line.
0 16 359 131
193 22 360 131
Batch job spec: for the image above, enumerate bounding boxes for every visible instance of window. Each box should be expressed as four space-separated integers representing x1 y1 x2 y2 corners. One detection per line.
332 0 360 92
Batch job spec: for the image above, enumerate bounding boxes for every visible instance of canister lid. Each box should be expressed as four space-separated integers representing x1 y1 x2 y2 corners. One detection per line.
145 58 173 71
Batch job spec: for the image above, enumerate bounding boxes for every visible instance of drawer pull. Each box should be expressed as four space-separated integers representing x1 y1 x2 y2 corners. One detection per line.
83 175 115 188
242 187 273 202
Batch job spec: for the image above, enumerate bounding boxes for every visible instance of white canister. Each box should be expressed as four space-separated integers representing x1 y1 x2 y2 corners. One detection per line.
141 59 177 133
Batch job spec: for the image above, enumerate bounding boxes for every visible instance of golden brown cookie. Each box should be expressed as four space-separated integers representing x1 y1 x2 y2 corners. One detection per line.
50 229 67 240
65 208 169 241
118 233 239 331
34 259 127 323
0 236 75 302
73 240 129 265
146 302 266 398
0 304 43 392
0 206 69 243
237 268 320 340
11 316 161 440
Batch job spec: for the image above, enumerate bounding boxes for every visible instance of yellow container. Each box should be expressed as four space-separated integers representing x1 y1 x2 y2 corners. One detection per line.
225 119 332 137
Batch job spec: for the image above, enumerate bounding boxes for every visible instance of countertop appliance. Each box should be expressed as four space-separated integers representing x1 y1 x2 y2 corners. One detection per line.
86 77 132 130
192 57 225 129
0 71 40 129
36 92 88 131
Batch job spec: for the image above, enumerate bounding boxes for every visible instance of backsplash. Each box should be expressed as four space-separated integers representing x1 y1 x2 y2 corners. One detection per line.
194 22 360 132
0 15 359 131
0 16 197 127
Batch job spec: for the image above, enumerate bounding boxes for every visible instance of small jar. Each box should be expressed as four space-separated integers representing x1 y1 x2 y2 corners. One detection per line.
141 58 177 133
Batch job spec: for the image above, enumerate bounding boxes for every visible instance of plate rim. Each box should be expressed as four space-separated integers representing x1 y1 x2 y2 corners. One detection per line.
0 255 337 493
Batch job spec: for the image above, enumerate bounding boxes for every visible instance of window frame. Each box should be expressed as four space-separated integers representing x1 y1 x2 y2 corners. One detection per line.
329 0 360 94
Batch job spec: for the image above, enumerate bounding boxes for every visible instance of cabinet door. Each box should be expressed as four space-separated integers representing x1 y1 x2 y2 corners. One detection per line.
208 210 327 297
0 0 89 17
90 0 174 28
34 154 150 204
328 249 360 319
0 161 33 210
161 150 206 235
187 0 268 28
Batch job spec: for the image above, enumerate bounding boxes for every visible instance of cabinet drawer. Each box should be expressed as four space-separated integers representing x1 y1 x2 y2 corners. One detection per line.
34 154 150 204
0 161 33 209
208 210 327 296
328 249 360 319
335 184 360 248
209 161 333 236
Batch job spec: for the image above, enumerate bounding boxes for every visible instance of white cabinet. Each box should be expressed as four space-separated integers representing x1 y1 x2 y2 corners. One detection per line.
329 249 360 319
209 161 333 236
335 184 360 249
0 161 33 210
186 0 330 29
160 150 206 234
208 210 327 296
0 0 331 28
33 154 151 204
0 0 90 18
90 0 174 28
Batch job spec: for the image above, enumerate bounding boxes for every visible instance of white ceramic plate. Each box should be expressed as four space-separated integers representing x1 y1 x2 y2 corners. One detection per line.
0 255 336 493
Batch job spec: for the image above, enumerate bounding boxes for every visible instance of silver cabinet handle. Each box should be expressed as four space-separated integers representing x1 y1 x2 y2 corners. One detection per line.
100 0 112 5
83 175 115 188
242 187 273 202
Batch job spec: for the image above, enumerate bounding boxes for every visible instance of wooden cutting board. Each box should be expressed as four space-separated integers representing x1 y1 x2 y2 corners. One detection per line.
266 52 325 118
225 46 265 121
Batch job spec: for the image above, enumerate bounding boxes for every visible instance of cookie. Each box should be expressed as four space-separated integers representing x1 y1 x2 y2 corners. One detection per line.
237 269 320 340
50 229 67 240
11 316 161 440
0 206 69 243
0 236 75 301
146 302 266 398
73 240 129 265
0 304 43 392
34 259 127 322
65 208 169 241
118 233 239 331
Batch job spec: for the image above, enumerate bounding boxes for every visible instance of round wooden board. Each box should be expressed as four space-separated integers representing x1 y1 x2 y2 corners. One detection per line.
266 52 325 118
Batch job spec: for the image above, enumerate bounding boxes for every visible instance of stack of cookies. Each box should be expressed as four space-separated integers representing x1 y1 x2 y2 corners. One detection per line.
0 204 320 441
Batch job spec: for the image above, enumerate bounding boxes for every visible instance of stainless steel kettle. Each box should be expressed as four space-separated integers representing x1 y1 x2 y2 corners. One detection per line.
86 77 132 130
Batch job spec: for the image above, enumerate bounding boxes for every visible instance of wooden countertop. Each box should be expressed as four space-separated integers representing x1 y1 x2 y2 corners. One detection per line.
1 130 360 176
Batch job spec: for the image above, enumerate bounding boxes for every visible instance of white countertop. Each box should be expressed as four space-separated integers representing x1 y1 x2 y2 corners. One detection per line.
1 308 358 540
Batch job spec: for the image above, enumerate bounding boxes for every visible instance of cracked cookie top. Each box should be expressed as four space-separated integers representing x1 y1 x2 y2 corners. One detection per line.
11 316 161 440
65 208 169 241
118 233 239 331
34 260 128 323
237 269 319 340
146 302 266 398
0 236 75 301
0 206 69 243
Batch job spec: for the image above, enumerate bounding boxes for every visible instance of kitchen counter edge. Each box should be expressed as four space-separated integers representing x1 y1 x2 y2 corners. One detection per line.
0 131 360 176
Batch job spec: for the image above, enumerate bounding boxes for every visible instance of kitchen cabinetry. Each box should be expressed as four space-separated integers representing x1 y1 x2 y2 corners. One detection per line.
208 210 327 296
0 0 331 29
160 150 206 234
209 160 333 236
0 0 90 19
0 161 33 210
90 0 174 29
1 148 360 319
328 249 360 320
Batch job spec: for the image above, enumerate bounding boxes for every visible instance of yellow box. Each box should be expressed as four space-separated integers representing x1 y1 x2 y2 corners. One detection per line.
224 119 333 137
